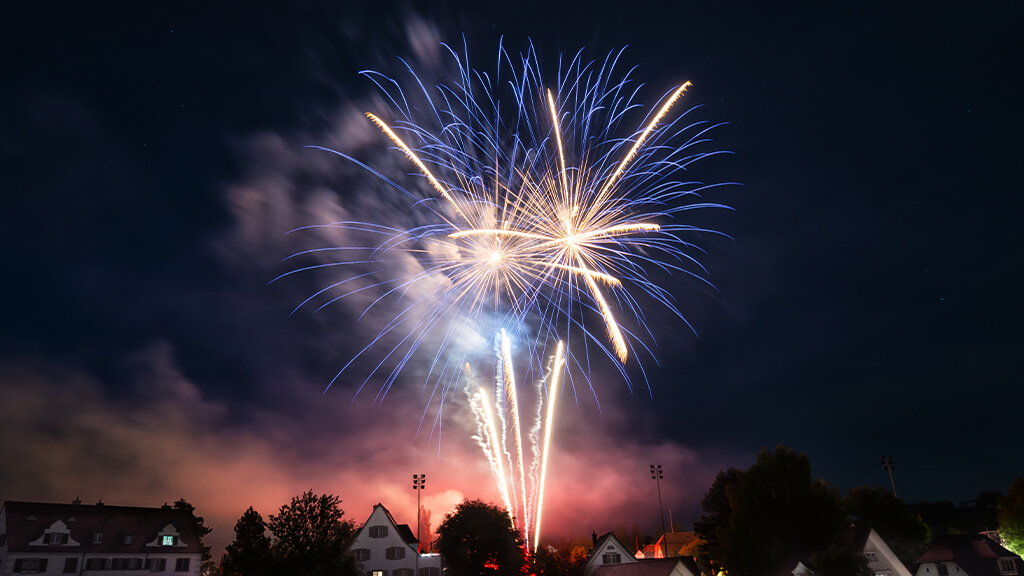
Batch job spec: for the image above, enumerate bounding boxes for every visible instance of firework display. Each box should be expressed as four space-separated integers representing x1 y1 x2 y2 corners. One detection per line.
290 42 731 549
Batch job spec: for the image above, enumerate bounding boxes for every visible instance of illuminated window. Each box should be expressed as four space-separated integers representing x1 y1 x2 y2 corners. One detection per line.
386 547 406 560
354 549 371 561
370 526 388 538
1000 559 1018 575
162 535 177 546
372 570 387 576
175 558 191 572
602 553 621 564
63 558 78 573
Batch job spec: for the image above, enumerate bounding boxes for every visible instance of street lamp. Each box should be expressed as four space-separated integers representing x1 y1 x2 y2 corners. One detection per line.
880 456 897 497
650 464 668 558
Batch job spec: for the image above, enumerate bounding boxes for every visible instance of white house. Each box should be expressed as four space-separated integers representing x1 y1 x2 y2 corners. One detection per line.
913 533 1023 576
349 503 441 576
785 527 912 576
586 532 698 576
0 499 203 576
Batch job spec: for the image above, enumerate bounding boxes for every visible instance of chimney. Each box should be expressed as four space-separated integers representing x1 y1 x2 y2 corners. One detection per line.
72 497 82 506
592 531 598 546
96 499 104 507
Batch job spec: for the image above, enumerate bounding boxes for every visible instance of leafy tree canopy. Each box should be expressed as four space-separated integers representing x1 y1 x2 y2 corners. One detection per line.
695 446 847 576
436 499 524 576
808 544 871 576
843 486 931 566
174 499 214 575
221 507 272 576
267 491 357 576
999 478 1024 557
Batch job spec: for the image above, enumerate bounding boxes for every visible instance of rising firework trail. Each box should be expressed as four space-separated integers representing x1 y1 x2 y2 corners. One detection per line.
282 40 733 549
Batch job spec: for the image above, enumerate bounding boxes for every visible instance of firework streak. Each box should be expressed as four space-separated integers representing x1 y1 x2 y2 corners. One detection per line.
284 41 733 548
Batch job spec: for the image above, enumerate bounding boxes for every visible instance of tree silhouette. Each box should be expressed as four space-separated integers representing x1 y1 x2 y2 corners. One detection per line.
221 507 272 576
436 499 523 576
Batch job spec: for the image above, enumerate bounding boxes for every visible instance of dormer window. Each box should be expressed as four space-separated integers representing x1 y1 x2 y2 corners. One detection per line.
124 534 135 545
44 532 69 545
92 533 104 544
162 535 177 546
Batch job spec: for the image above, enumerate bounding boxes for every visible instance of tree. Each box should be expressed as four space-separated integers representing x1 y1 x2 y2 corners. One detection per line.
419 505 432 553
267 491 357 576
843 487 931 566
694 467 742 573
174 499 215 576
999 478 1024 557
807 544 871 576
532 545 584 576
695 446 847 576
221 507 272 576
436 499 524 576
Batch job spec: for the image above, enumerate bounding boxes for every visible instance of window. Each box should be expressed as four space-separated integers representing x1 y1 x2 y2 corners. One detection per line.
937 564 949 576
395 569 413 576
1000 559 1018 575
371 571 387 576
45 532 70 544
353 549 371 561
147 558 167 572
370 526 388 538
386 547 406 560
64 558 78 573
124 534 135 545
14 559 48 573
419 568 440 576
865 552 877 562
86 558 108 570
602 553 622 564
162 535 177 546
93 532 104 544
175 558 191 572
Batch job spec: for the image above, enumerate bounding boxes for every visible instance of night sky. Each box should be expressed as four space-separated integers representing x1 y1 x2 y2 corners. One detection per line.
2 1 1022 556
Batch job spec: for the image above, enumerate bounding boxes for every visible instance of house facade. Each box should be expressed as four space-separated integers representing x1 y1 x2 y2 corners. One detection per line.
586 533 698 576
913 534 1023 576
349 504 440 576
785 527 912 576
0 500 202 576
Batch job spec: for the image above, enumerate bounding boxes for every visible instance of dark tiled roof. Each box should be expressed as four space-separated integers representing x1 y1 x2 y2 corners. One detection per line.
915 534 1024 576
594 557 698 576
2 500 203 554
359 503 420 548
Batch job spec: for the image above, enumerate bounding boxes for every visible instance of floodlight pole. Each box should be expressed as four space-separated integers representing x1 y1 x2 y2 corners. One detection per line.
413 474 426 575
650 464 668 558
880 456 897 497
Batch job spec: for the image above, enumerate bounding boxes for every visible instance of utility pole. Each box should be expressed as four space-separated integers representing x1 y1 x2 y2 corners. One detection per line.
880 456 897 497
413 473 426 575
650 464 668 558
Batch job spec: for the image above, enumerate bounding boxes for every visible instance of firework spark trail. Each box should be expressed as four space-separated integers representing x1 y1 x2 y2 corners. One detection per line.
466 365 515 522
533 341 564 551
499 331 530 549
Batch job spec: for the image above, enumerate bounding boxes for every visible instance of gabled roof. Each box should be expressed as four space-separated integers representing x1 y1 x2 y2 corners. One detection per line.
915 534 1024 576
1 500 203 554
594 557 700 576
588 532 637 564
354 503 420 548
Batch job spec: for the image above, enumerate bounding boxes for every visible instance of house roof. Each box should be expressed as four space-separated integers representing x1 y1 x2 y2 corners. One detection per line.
775 526 875 576
1 500 203 554
594 557 699 576
914 533 1024 576
356 503 420 548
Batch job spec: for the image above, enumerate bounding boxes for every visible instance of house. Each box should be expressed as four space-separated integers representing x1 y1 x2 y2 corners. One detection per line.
349 503 441 576
913 533 1023 576
638 532 698 559
0 499 203 575
783 526 912 576
586 532 698 576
